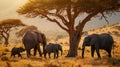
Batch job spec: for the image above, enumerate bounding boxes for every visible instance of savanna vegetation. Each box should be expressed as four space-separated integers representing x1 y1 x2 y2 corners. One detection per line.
0 0 120 67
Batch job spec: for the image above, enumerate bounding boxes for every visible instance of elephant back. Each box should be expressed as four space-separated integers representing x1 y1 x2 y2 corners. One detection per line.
45 44 55 52
99 33 114 48
100 34 113 43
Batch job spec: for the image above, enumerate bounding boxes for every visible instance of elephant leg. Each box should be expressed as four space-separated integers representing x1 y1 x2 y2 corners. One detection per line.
57 51 59 57
54 51 57 59
18 53 22 58
26 49 31 58
37 45 42 57
48 52 51 58
91 46 95 58
106 49 112 58
34 47 37 56
96 48 101 59
11 54 15 58
56 50 59 58
44 52 47 58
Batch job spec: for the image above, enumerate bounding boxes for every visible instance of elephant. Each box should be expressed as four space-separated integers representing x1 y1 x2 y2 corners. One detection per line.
11 47 25 58
22 31 46 58
82 33 114 59
44 43 63 59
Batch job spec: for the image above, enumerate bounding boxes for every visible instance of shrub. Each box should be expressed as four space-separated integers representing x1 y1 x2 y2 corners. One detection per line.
1 55 9 61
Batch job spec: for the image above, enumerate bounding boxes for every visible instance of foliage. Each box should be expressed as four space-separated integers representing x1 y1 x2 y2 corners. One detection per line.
0 19 25 35
0 19 25 45
1 55 9 61
17 0 120 34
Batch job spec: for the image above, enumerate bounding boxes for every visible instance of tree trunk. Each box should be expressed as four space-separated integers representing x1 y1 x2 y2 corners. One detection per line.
66 30 82 57
66 22 85 57
4 38 9 46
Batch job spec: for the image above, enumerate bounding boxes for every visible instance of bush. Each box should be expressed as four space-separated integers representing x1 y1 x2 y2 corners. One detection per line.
1 55 9 61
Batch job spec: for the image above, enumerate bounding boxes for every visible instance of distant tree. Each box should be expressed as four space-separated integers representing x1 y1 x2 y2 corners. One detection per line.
0 19 25 46
17 0 120 57
16 25 39 37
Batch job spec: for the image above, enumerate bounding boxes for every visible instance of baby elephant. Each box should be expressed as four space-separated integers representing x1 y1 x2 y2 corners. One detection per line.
11 47 25 58
44 43 62 59
82 33 114 59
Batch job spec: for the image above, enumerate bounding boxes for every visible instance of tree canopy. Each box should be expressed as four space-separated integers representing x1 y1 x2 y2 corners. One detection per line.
0 19 25 45
18 0 120 32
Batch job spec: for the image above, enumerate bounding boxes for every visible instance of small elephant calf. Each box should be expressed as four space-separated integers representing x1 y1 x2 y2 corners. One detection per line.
44 43 62 59
11 47 25 58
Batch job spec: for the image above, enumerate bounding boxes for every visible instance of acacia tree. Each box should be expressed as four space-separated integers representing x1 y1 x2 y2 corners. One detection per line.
0 19 25 46
17 0 120 57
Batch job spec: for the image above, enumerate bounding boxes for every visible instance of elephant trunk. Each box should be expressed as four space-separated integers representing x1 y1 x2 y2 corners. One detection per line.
42 34 47 54
42 41 46 54
82 44 85 58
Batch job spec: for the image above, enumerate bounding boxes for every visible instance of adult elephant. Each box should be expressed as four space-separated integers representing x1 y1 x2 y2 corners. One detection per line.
22 31 46 58
82 33 114 59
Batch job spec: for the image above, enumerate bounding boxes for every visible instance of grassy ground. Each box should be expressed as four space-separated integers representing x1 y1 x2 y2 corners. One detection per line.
0 44 120 67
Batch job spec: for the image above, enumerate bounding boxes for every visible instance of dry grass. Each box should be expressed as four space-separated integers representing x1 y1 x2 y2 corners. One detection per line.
0 44 119 67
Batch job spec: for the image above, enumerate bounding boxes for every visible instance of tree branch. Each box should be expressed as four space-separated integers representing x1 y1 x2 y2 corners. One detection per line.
73 7 80 20
1 31 7 39
101 13 109 25
67 5 72 23
56 14 69 28
44 15 69 32
76 10 102 30
34 9 69 32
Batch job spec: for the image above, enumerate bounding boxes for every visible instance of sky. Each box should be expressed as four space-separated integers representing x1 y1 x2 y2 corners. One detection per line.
0 0 120 33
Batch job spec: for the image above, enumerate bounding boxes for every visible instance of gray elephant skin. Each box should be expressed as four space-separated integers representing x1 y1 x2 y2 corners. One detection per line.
82 33 114 59
22 31 46 58
44 43 63 59
11 47 25 58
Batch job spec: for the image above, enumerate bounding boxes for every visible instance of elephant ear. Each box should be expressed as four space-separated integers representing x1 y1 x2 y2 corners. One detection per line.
90 37 99 46
83 35 91 46
35 32 43 43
